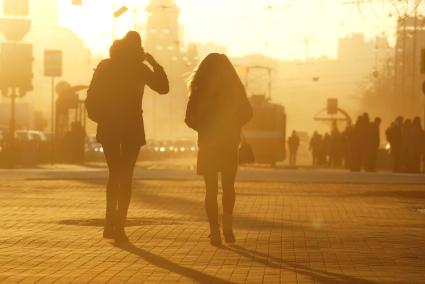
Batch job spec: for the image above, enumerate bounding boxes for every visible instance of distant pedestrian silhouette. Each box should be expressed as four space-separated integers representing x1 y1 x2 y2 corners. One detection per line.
366 117 381 172
309 131 321 167
288 131 300 167
386 116 403 172
185 53 253 246
410 117 424 173
86 31 169 242
385 115 425 173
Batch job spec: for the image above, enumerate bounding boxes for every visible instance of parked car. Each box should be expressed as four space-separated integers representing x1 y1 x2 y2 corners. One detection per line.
0 129 49 166
141 139 197 160
15 130 48 142
85 135 104 161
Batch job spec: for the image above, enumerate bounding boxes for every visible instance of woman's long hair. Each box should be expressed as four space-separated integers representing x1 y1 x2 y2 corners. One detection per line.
189 53 245 98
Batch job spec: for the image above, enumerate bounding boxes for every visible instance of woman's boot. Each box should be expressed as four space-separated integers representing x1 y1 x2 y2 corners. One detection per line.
209 223 222 246
114 210 129 243
103 208 116 239
222 214 235 243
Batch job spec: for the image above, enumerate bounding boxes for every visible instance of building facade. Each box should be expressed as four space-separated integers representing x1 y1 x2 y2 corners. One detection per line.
394 16 425 120
142 0 198 140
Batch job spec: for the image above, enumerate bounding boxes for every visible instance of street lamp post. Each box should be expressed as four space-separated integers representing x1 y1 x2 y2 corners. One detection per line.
44 50 63 164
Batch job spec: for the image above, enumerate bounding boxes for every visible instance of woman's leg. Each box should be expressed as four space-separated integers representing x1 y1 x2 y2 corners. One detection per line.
221 168 236 243
101 142 121 237
115 143 140 238
203 172 219 227
203 171 221 245
221 170 236 217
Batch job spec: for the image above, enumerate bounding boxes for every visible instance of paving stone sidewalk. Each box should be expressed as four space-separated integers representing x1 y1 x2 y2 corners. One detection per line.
0 179 424 283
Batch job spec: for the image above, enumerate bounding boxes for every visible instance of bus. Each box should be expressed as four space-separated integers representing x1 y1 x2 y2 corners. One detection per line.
243 95 286 166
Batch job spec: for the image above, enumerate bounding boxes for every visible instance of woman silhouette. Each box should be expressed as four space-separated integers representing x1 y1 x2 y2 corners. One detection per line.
87 31 169 242
185 53 253 246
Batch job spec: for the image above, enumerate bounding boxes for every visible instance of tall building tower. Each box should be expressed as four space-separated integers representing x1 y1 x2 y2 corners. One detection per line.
394 16 425 119
145 0 180 62
143 0 196 140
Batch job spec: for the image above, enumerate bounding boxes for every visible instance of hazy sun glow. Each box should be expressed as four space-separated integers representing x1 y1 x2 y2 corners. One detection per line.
59 0 425 60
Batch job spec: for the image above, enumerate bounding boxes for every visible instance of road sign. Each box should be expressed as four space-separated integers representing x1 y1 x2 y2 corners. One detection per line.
327 98 338 115
0 43 33 93
44 50 63 77
3 0 29 16
0 18 31 41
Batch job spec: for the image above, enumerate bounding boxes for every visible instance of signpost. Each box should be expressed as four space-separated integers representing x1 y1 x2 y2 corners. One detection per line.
327 98 338 115
44 50 63 163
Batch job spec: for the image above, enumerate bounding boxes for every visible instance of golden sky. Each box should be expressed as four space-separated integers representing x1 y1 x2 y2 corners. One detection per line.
59 0 424 60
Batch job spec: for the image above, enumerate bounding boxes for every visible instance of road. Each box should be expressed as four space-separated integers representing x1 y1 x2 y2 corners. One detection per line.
0 165 424 283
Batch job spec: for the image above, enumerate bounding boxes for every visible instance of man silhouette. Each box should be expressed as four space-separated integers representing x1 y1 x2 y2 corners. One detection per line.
288 131 300 167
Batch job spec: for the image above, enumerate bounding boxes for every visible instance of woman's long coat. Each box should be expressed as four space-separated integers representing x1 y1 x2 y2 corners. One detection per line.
185 86 253 175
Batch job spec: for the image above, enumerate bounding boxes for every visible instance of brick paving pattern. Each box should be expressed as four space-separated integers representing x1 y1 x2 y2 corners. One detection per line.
0 179 424 283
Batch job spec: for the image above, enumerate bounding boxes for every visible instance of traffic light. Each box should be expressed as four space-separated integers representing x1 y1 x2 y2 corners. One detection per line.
72 0 83 5
0 43 33 94
0 18 31 42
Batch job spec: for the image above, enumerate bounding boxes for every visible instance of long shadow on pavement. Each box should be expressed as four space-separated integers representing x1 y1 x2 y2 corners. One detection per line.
130 185 308 231
225 245 377 284
73 178 309 231
115 242 233 284
59 217 182 227
59 179 307 233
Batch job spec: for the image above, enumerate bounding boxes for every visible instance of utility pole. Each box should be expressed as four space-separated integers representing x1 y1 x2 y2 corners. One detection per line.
411 0 422 120
44 50 63 164
412 9 417 116
401 16 408 114
303 36 311 62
